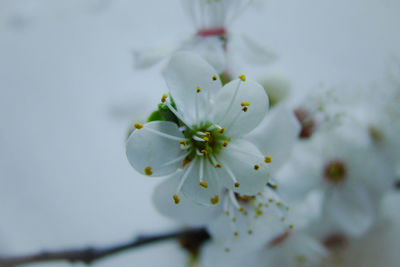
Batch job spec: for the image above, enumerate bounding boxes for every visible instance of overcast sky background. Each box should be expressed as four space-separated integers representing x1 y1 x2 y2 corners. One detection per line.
0 0 399 266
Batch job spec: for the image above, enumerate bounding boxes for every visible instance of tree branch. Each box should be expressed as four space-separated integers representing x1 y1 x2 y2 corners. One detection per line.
0 228 209 267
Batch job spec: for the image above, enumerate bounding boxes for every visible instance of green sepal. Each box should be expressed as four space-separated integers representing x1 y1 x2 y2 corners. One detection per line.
147 110 165 122
158 103 179 124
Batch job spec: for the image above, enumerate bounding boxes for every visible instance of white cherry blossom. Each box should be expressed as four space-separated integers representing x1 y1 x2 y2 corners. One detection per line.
126 52 271 206
276 123 395 237
133 0 276 74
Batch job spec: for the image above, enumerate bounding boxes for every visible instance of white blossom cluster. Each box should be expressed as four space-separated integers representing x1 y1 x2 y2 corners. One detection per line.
126 1 400 266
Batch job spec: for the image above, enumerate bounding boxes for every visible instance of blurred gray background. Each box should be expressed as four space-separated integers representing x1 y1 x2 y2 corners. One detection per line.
0 0 399 266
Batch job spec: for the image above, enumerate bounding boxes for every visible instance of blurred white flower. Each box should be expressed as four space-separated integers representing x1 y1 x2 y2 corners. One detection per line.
201 227 326 267
276 123 395 237
126 52 271 205
153 178 289 242
315 192 400 267
133 0 277 74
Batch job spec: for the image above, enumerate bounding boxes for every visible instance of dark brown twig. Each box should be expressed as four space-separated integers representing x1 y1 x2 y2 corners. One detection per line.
0 228 209 267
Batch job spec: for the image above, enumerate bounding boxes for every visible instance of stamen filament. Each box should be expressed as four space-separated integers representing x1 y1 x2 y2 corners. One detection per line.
217 157 239 186
165 101 193 129
193 135 205 142
143 126 187 141
218 79 242 124
176 160 196 193
199 157 204 182
160 152 190 168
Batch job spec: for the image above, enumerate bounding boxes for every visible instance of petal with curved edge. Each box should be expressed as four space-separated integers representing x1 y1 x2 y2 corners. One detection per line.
163 52 222 126
324 186 375 237
239 34 279 66
132 46 173 69
212 79 268 138
181 158 221 206
180 36 226 73
213 139 269 195
152 173 218 226
245 104 300 174
126 121 185 177
274 143 324 202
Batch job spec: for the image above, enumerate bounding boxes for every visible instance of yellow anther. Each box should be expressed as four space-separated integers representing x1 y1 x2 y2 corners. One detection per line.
281 217 286 222
210 195 219 205
215 164 222 168
238 74 246 81
273 184 278 189
201 149 208 156
265 156 272 163
225 210 230 216
289 224 294 229
248 230 253 235
222 140 228 147
179 140 187 146
219 128 225 134
134 123 143 129
254 164 260 170
245 102 250 106
257 210 263 216
268 198 274 203
199 181 208 188
173 194 180 204
242 107 248 112
161 94 168 103
234 232 239 236
196 86 201 93
241 102 251 107
239 207 245 212
234 182 240 188
212 75 218 81
144 166 153 176
205 131 211 136
276 202 282 207
203 137 209 142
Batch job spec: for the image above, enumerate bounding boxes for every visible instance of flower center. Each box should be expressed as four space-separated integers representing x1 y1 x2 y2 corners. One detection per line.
184 122 229 159
324 160 346 184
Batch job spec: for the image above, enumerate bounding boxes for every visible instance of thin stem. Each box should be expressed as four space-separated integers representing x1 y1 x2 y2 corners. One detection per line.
0 228 208 267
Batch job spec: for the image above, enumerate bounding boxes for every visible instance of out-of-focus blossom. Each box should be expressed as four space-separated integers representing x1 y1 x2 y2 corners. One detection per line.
133 0 277 74
276 123 395 237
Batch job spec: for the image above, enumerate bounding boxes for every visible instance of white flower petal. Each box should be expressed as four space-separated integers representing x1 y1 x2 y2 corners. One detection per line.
212 79 268 138
181 158 220 206
214 139 269 195
324 186 375 237
126 121 185 177
180 36 226 73
152 174 218 226
245 104 300 174
132 46 173 69
163 52 222 125
239 34 279 66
